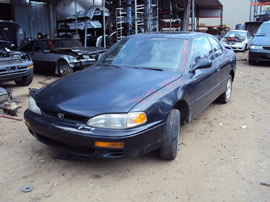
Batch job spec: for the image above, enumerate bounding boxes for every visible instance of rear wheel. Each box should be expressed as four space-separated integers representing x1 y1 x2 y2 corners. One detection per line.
14 73 33 86
57 60 73 77
160 109 180 160
217 75 232 104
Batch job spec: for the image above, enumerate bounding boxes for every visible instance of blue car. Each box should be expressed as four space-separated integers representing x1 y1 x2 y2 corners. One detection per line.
249 21 270 65
24 32 236 160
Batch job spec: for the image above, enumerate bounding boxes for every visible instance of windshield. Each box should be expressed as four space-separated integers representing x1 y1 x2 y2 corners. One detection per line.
52 40 80 48
98 37 188 72
256 23 270 36
225 31 247 39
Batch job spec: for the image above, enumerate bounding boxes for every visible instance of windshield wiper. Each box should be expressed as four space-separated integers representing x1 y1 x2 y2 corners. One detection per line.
133 66 164 71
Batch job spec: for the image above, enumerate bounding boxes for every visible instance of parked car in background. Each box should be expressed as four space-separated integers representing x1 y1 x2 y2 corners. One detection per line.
256 10 270 22
249 21 270 65
0 20 25 49
221 30 253 51
0 46 33 86
25 32 236 160
19 38 106 76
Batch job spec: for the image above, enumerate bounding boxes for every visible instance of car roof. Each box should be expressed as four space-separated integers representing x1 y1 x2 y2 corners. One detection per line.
128 32 208 39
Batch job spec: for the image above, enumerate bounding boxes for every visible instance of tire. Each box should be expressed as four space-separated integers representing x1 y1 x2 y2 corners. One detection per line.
160 109 180 160
57 60 73 77
14 73 33 86
217 75 232 104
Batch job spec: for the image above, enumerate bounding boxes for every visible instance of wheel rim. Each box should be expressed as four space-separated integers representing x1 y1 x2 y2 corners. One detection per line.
226 78 232 101
59 63 68 75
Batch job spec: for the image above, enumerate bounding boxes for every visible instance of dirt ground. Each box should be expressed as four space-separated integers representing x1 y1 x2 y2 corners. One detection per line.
0 52 269 202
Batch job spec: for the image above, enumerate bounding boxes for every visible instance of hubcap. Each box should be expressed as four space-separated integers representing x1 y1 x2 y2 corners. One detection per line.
59 64 67 75
226 78 232 101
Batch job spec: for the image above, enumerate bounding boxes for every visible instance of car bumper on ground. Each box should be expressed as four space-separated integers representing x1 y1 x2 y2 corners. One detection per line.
249 49 270 62
24 110 165 159
0 68 33 83
222 43 246 51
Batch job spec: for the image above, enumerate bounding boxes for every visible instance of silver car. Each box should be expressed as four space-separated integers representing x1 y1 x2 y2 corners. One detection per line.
221 30 253 51
19 38 106 76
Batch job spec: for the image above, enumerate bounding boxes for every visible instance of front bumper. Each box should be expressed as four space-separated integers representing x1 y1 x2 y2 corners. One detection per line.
24 110 165 159
249 49 270 62
222 43 246 51
0 67 33 83
70 60 96 69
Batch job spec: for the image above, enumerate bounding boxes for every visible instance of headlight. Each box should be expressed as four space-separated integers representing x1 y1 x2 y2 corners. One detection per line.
86 112 147 129
68 56 78 63
250 45 263 49
28 96 41 114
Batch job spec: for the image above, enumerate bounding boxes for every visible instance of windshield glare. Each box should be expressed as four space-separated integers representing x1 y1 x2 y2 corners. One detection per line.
225 31 246 39
98 37 188 71
256 23 270 36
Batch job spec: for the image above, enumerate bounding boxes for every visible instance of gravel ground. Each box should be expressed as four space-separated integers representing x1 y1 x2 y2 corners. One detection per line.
0 52 269 202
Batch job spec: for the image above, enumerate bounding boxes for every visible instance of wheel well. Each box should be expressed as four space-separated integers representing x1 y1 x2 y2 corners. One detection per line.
173 100 189 125
230 70 235 81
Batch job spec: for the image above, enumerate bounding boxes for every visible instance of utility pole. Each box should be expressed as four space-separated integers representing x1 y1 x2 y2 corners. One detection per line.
182 0 191 31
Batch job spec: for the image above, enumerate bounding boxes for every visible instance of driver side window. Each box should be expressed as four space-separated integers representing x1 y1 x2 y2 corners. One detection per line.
191 37 212 66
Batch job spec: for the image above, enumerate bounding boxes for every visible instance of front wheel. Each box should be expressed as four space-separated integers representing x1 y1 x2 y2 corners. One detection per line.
160 109 180 160
217 75 232 104
57 60 73 77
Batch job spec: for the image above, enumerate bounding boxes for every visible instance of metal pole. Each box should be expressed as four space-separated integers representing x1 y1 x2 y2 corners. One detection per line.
103 0 106 48
191 0 195 31
84 19 87 47
75 0 78 36
170 0 172 31
249 0 252 22
135 0 138 34
127 0 132 35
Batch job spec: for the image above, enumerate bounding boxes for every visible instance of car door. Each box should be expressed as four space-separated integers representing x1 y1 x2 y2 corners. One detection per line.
190 36 220 115
31 41 55 72
208 36 231 95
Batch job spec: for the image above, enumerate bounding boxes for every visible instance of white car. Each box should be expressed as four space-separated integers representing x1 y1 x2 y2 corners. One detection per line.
221 30 253 51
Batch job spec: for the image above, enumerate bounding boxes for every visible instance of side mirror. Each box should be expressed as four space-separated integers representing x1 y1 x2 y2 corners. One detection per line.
192 57 212 72
43 50 50 53
95 53 103 61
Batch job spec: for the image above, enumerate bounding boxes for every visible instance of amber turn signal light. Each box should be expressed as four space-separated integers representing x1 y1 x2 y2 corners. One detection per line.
28 64 33 68
25 121 30 128
95 141 124 149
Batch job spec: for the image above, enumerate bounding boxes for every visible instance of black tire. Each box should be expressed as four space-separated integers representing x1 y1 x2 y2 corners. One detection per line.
14 73 33 86
57 60 73 77
160 109 180 160
217 75 232 104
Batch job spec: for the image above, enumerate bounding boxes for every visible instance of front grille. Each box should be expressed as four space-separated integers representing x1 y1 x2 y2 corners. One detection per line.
42 109 88 123
263 47 270 50
0 66 28 75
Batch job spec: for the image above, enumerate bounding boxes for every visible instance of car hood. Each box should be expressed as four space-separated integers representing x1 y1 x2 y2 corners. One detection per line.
252 35 270 46
35 65 180 117
52 47 106 55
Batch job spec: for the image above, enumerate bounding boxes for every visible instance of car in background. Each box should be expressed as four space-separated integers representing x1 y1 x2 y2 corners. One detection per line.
221 30 253 51
25 32 236 160
19 38 106 76
0 46 33 86
256 10 270 22
0 20 25 49
249 21 270 65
